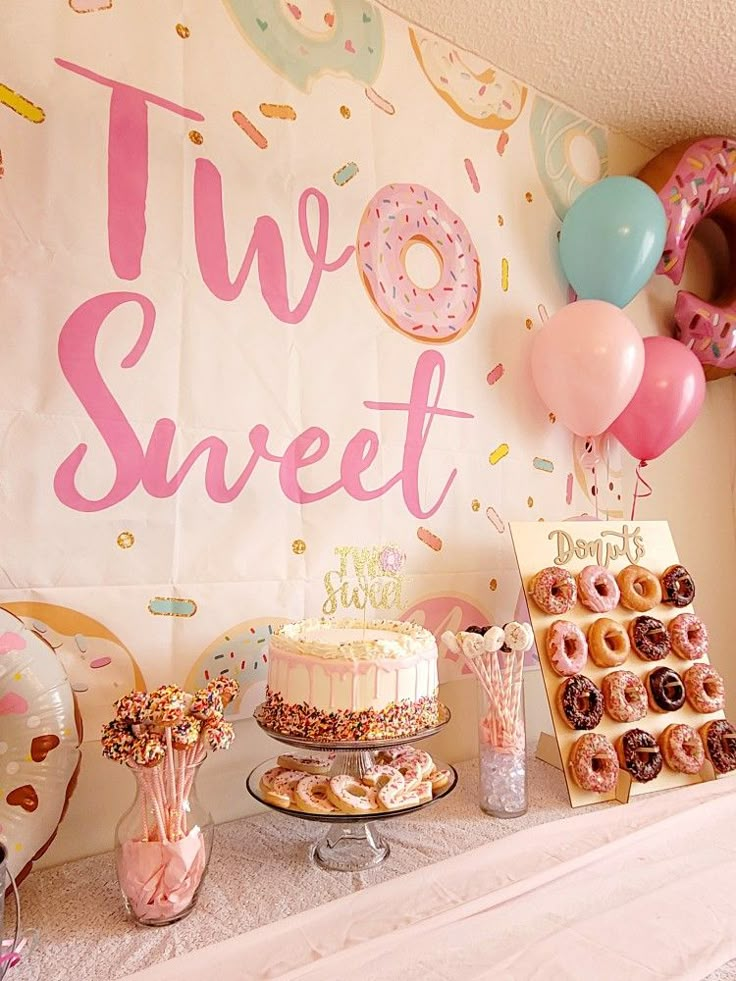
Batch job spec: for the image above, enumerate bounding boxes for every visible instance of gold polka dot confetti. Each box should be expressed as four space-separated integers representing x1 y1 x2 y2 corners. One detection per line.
489 578 498 591
538 517 545 522
292 539 307 555
525 191 533 203
188 130 203 145
497 214 504 226
525 318 533 330
340 105 351 119
527 496 534 508
471 499 481 512
175 23 190 38
548 412 556 423
116 531 135 549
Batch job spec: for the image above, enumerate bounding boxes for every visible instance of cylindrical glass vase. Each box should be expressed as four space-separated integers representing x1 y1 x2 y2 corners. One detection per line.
115 754 214 926
478 671 528 818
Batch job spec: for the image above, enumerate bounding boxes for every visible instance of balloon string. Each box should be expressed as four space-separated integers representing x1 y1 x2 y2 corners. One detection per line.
631 460 652 520
592 466 599 519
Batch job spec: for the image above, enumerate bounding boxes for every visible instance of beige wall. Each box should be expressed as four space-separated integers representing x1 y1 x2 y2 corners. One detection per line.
38 133 736 868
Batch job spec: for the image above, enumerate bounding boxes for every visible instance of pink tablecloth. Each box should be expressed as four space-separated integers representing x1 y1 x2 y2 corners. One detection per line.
122 774 736 981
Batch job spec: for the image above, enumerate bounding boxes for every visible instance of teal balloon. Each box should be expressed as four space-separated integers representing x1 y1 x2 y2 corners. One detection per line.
559 176 667 307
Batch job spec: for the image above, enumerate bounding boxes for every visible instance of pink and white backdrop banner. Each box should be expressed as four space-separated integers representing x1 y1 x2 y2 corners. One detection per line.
0 0 619 740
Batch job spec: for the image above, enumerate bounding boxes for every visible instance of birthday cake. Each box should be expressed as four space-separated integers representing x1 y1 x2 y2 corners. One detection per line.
259 618 440 741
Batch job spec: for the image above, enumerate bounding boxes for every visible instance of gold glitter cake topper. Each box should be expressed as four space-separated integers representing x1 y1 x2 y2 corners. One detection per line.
322 544 405 616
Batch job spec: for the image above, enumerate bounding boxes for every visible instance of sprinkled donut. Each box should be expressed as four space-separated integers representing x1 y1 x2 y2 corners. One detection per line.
617 565 662 612
628 615 670 662
276 754 333 776
356 183 481 344
326 775 379 814
588 617 629 668
602 670 648 723
0 611 82 885
577 565 620 613
529 95 608 219
529 567 577 615
363 765 406 809
409 25 527 130
668 613 708 661
660 564 696 608
293 775 337 815
545 620 587 676
645 666 685 713
557 675 603 730
616 728 663 783
660 724 704 775
684 663 725 714
569 733 618 793
701 719 736 773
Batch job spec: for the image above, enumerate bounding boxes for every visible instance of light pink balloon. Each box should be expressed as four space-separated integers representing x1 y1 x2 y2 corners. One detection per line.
609 335 705 461
531 300 645 436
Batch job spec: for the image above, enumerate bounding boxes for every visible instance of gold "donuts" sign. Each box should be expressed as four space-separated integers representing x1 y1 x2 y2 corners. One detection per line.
549 525 646 569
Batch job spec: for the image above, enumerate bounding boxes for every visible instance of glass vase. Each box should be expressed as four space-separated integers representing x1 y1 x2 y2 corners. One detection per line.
478 661 528 818
114 752 213 926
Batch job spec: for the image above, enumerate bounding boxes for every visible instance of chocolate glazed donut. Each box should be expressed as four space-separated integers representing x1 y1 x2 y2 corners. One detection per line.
702 720 736 773
617 728 663 783
661 564 695 608
629 616 670 661
647 667 686 712
558 675 604 730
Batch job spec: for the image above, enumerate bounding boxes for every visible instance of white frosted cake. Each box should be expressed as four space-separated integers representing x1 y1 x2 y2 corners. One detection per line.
261 618 440 740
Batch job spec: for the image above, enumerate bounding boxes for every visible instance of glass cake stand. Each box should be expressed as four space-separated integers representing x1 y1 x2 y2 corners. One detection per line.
247 704 457 872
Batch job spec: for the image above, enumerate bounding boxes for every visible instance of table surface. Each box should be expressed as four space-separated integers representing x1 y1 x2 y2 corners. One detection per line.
6 754 736 981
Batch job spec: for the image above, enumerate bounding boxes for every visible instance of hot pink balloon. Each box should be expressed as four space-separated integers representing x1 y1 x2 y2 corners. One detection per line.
530 300 645 436
609 335 705 461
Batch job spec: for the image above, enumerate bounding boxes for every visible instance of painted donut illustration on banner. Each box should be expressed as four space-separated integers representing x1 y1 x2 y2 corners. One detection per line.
409 27 526 130
221 1 394 112
357 183 481 344
638 137 736 378
185 617 289 720
401 594 492 682
3 602 144 743
0 609 82 886
530 95 608 219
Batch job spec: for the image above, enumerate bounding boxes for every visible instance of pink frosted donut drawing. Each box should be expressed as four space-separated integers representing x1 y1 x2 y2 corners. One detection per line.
400 593 492 682
185 616 290 720
5 602 144 743
0 609 82 885
356 183 481 344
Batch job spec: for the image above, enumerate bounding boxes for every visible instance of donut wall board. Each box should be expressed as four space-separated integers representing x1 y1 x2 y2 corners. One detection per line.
510 521 729 808
0 1 613 738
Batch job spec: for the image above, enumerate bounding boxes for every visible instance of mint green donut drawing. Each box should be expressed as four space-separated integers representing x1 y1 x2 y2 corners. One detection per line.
530 95 608 220
222 0 384 93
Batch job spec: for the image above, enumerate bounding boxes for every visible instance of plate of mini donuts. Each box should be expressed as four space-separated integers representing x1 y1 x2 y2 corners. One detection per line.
510 520 734 808
246 748 458 822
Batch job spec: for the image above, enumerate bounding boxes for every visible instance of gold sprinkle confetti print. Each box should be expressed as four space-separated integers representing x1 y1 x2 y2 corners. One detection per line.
175 23 190 38
527 497 534 508
525 318 533 330
340 105 351 119
497 214 504 226
188 130 203 145
489 578 498 591
471 499 481 512
525 191 533 203
292 539 307 555
117 531 135 549
501 258 509 292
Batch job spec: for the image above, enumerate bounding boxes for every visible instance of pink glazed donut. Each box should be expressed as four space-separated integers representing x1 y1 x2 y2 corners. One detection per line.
546 620 588 676
668 613 708 661
530 567 577 615
356 183 481 344
577 565 620 613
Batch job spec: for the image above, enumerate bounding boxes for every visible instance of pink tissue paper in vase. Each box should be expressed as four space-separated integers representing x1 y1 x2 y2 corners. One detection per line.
117 828 207 922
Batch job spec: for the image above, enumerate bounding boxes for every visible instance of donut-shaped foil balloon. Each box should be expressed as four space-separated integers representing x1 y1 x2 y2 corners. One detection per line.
638 136 736 379
0 609 82 886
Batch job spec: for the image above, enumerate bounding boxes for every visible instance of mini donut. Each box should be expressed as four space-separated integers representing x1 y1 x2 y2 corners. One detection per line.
668 613 708 661
588 617 630 668
557 675 603 730
701 719 736 774
130 731 165 768
659 724 705 775
645 667 686 713
616 729 663 783
327 775 380 814
276 753 333 776
568 733 619 793
602 670 648 723
661 564 696 608
380 780 433 810
293 775 338 815
545 620 588 676
684 663 725 713
617 565 662 612
529 567 577 615
577 565 620 613
356 183 481 345
203 718 235 751
628 616 670 662
428 768 452 793
363 766 407 810
393 748 434 782
170 716 201 751
270 768 307 801
141 684 188 725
